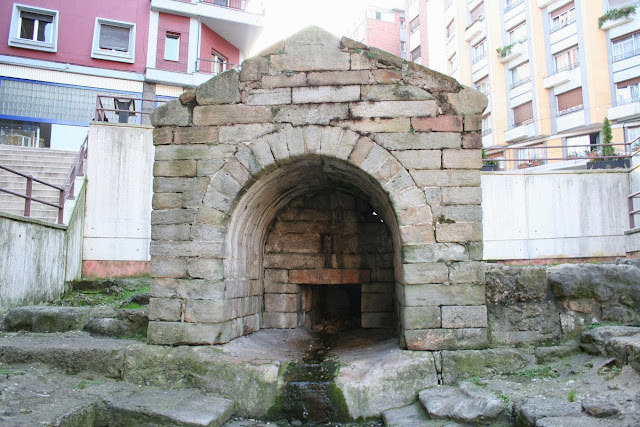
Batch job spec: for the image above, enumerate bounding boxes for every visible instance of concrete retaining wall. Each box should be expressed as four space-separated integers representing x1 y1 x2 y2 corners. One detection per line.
482 170 630 260
0 184 85 313
83 122 154 278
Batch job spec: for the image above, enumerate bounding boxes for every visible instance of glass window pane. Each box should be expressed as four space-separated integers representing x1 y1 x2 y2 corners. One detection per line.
99 24 130 52
20 17 35 39
165 34 179 61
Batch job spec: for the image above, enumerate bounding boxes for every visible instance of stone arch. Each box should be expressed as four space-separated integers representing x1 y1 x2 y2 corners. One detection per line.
148 26 488 350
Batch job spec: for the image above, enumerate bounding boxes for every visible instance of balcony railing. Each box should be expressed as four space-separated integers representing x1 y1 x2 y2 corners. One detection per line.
558 104 584 116
471 52 487 64
550 17 576 33
553 62 580 74
482 128 492 136
510 76 531 90
613 48 640 62
196 58 240 75
512 118 534 128
199 0 246 11
95 95 168 124
618 96 640 106
505 0 524 13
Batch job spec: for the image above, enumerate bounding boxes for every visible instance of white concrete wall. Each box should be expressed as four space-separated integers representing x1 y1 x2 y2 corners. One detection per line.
482 170 630 260
83 122 154 262
0 184 85 312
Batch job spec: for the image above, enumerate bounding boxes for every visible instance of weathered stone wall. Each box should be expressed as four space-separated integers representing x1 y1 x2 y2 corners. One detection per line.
263 190 394 330
148 26 487 350
485 262 640 346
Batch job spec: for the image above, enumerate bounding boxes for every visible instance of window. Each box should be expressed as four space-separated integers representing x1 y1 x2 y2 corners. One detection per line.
550 2 576 32
376 11 382 20
510 62 530 88
91 18 136 63
400 41 406 52
472 39 487 64
556 87 583 114
470 3 485 22
505 0 524 12
400 19 406 29
627 125 640 149
164 33 180 61
554 46 579 72
446 21 455 39
565 134 591 157
508 23 527 45
411 46 422 62
475 78 489 96
8 4 59 52
410 17 420 33
482 114 492 136
211 50 228 74
608 0 638 8
616 77 640 105
513 101 533 126
448 53 458 74
612 32 640 62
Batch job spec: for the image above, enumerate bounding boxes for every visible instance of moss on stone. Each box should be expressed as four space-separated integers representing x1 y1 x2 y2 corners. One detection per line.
327 383 352 422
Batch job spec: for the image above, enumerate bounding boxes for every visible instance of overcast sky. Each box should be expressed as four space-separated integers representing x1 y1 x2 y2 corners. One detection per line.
253 0 405 54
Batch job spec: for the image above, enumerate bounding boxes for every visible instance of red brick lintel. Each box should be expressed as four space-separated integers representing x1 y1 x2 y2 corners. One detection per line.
289 269 372 285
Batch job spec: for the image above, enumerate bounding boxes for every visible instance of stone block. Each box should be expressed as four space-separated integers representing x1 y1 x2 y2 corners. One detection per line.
442 149 482 169
289 269 371 284
179 89 196 104
373 132 461 150
441 349 534 384
396 204 433 227
399 224 435 245
151 240 224 258
151 278 226 300
348 137 375 166
209 169 243 199
405 63 460 92
405 284 485 307
405 328 488 351
152 224 191 241
152 193 182 210
187 257 224 280
262 73 308 88
372 69 403 84
153 177 210 193
441 305 488 328
393 150 441 170
361 293 394 312
196 69 241 105
153 160 197 178
155 144 236 161
218 123 277 143
239 55 269 81
402 243 468 263
147 321 232 345
462 133 482 149
265 131 291 164
264 294 299 313
292 85 360 104
224 279 250 299
151 256 187 278
464 115 482 131
411 116 463 132
307 70 372 86
389 187 427 212
446 86 488 115
246 88 292 106
403 306 441 329
411 170 481 187
196 206 227 226
361 312 395 328
148 298 182 321
436 223 476 243
264 269 288 282
350 52 372 70
318 126 344 157
449 261 485 284
274 103 349 125
432 205 482 223
265 232 322 253
249 137 277 171
193 105 272 126
173 126 219 144
151 209 197 225
153 127 173 145
403 262 449 284
359 144 392 176
263 312 297 328
263 254 325 269
361 84 432 101
441 187 482 205
235 146 263 176
184 299 231 323
368 46 405 68
265 281 299 294
336 118 410 133
271 48 351 72
150 100 190 127
350 100 437 118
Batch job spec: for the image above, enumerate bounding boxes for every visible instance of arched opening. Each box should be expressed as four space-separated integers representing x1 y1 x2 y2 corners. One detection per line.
224 156 402 339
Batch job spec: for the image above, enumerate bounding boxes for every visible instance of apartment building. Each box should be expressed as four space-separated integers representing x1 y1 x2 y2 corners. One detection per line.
407 0 640 170
349 1 407 59
0 0 264 151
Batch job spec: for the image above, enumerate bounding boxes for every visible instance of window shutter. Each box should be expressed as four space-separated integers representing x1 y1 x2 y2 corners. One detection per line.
99 24 130 52
470 3 484 21
551 2 574 18
21 11 53 23
513 102 533 124
617 77 640 89
557 87 583 111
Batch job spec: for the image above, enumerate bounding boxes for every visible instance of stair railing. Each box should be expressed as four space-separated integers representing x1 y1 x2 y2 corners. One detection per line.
0 136 88 225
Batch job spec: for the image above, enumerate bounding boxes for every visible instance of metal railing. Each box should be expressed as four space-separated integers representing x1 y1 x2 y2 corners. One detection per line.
195 58 240 75
613 48 640 62
95 95 168 124
0 136 88 225
510 76 531 90
552 62 580 75
550 17 576 33
199 0 246 10
504 0 524 13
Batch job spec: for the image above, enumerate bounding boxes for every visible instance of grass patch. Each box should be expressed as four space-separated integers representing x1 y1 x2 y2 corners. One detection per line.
586 321 623 330
515 366 559 380
568 390 577 402
495 391 512 409
469 376 488 388
56 284 149 308
598 364 622 380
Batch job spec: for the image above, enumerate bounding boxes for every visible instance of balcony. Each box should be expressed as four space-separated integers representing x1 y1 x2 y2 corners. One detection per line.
464 18 484 41
556 106 585 132
468 0 483 11
543 63 579 89
505 119 535 143
497 42 524 64
537 0 556 8
609 99 640 121
504 0 525 24
600 15 635 31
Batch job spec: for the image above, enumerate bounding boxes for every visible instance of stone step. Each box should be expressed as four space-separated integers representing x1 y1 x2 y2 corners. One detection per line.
0 145 77 156
382 402 436 426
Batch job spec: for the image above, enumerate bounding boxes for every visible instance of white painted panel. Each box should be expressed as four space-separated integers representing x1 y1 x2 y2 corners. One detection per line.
50 125 88 151
83 237 150 261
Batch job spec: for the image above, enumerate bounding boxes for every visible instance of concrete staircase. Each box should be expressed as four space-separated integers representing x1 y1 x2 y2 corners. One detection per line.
0 145 78 223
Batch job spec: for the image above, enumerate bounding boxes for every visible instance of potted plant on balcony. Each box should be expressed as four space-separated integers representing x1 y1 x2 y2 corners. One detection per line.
587 117 631 169
496 44 514 59
482 149 499 171
598 5 637 29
